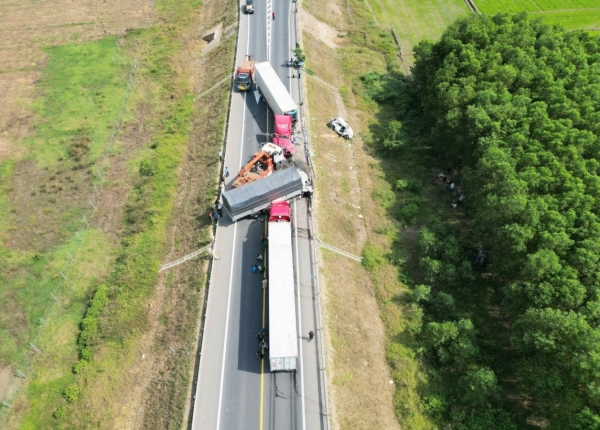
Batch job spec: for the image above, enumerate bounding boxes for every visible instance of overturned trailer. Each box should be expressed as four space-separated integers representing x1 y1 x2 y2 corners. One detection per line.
222 168 313 222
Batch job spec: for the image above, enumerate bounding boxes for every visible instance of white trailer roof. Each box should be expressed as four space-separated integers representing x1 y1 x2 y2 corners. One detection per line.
255 62 298 114
268 221 298 366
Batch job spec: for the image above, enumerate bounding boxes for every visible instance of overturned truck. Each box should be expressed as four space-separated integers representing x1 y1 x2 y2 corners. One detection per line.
222 168 313 222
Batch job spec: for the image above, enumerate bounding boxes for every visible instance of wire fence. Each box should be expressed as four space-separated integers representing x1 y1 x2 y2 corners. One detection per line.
0 19 148 413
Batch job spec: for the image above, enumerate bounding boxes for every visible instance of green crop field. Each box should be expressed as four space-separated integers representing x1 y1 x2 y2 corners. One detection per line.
476 0 600 34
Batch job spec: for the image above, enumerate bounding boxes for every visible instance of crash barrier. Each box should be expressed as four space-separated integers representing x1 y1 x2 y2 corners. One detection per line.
293 5 332 429
316 238 363 262
158 244 214 272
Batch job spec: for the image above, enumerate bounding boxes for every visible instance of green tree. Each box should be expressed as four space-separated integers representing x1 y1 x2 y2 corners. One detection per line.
408 11 600 426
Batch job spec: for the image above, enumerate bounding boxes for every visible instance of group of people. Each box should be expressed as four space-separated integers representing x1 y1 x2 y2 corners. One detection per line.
209 199 224 224
433 169 466 208
256 328 269 359
255 330 316 360
211 151 229 225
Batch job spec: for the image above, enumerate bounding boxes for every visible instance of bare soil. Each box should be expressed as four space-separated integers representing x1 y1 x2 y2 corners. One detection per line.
299 9 344 50
0 365 11 401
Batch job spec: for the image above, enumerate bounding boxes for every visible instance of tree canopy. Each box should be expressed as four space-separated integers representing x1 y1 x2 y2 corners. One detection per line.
409 11 600 426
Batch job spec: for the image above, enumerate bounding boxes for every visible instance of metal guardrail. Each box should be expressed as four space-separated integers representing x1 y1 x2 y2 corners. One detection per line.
159 244 213 272
316 238 362 262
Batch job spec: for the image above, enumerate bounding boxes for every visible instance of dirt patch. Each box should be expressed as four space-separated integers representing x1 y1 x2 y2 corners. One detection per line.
299 10 343 50
301 8 402 430
303 0 349 32
91 102 154 247
0 365 12 401
0 136 9 159
6 160 94 252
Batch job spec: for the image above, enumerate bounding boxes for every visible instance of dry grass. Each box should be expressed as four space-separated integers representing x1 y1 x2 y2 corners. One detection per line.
300 0 441 427
0 0 153 158
301 4 402 428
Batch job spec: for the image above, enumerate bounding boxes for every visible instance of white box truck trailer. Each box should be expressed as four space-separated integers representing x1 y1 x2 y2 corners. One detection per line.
254 61 298 123
267 201 298 371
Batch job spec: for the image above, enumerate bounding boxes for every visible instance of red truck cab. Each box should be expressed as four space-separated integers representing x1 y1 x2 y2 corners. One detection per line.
269 200 291 222
274 114 292 138
273 115 296 158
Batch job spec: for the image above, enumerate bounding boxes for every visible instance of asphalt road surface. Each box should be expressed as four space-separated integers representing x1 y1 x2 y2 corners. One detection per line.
191 1 328 429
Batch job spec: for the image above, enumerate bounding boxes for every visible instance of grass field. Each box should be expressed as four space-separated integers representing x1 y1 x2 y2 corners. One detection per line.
366 0 469 64
0 37 130 419
0 0 231 426
476 0 600 34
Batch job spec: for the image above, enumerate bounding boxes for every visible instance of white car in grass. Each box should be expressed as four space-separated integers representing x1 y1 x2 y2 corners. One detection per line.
327 117 353 139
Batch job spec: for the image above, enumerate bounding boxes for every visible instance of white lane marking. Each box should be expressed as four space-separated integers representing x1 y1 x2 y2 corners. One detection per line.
287 1 293 91
294 200 307 430
215 10 252 430
266 0 272 61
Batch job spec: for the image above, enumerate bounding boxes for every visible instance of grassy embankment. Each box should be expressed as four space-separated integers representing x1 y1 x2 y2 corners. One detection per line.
300 0 467 428
0 35 132 426
476 0 600 35
0 0 234 427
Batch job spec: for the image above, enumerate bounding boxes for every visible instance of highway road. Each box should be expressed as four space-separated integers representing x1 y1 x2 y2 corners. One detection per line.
191 0 328 429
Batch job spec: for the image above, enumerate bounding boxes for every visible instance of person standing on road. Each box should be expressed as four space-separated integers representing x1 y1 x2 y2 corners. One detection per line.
308 331 314 342
272 11 275 19
256 351 264 359
225 166 230 177
209 209 214 224
219 150 223 162
257 253 263 261
257 328 268 340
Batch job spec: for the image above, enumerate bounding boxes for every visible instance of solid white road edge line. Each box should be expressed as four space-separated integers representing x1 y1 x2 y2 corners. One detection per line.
294 200 307 430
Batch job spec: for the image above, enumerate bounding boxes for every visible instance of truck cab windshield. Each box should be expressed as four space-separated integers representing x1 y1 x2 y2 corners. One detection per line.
237 73 250 84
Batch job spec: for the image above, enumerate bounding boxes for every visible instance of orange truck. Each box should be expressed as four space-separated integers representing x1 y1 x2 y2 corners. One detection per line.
235 61 256 91
231 144 286 188
231 151 273 188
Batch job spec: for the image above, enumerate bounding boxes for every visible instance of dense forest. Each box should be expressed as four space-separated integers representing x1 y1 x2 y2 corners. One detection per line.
364 12 600 429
